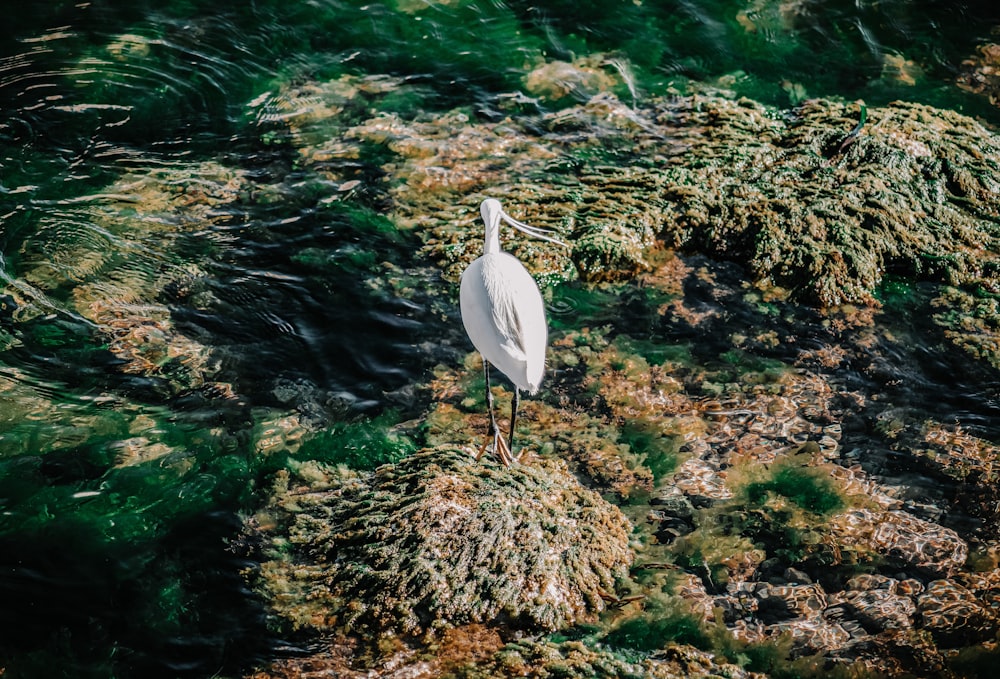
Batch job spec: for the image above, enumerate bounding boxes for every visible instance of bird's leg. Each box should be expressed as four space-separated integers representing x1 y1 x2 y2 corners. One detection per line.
475 359 513 465
508 388 520 461
476 359 495 461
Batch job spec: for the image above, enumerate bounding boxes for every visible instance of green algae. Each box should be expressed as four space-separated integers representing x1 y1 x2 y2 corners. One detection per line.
603 606 710 652
617 420 682 485
599 606 872 679
289 411 417 471
667 445 857 585
744 460 845 516
735 449 851 564
0 427 263 678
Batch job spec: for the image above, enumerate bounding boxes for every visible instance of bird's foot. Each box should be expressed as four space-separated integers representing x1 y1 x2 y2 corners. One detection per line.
475 430 515 467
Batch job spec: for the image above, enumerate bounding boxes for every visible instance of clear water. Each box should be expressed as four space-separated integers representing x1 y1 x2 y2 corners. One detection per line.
3 0 1000 676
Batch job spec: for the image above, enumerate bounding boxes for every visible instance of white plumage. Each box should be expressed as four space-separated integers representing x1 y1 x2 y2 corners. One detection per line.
460 251 546 393
459 198 566 465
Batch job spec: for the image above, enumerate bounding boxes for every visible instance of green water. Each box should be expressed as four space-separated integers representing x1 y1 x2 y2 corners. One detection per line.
3 0 1000 676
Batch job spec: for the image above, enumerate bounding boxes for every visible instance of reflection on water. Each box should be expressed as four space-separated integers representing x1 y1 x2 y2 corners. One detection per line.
3 0 1000 676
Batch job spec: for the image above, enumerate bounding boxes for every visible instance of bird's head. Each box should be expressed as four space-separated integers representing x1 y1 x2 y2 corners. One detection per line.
479 198 568 254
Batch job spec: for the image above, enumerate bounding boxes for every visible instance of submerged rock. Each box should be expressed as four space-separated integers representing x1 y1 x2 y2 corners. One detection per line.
828 508 968 576
10 161 244 392
251 446 633 638
958 41 1000 107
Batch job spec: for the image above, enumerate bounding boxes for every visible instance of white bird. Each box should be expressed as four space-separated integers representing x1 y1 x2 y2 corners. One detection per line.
459 198 567 466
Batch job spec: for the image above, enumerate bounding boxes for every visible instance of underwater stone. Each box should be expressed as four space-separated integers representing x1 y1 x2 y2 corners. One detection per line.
831 585 917 633
931 285 1000 374
671 457 734 502
522 56 621 102
917 580 997 645
251 446 633 637
13 161 245 390
828 508 968 575
958 42 1000 107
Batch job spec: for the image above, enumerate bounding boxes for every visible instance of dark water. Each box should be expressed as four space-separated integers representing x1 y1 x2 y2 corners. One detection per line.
3 0 1000 676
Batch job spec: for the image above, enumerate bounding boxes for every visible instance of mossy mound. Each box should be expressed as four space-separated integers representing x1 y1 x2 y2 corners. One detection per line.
651 96 1000 306
252 446 633 637
447 638 760 679
291 78 1000 307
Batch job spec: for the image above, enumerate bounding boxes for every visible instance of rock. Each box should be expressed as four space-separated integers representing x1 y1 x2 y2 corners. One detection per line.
250 446 633 637
958 42 1000 106
746 582 829 623
649 487 697 544
828 508 968 575
829 575 917 633
918 580 997 646
449 639 762 679
671 457 733 503
522 56 622 102
827 629 949 678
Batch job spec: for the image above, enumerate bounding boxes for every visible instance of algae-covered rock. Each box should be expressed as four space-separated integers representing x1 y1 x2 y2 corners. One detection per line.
650 96 1000 306
249 632 758 679
312 82 1000 307
448 638 762 679
247 624 506 679
252 446 633 637
932 285 1000 372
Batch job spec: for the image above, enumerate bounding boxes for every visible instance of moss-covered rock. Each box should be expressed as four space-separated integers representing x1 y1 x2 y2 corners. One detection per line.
293 80 1000 309
251 446 633 638
653 96 1000 307
447 638 761 679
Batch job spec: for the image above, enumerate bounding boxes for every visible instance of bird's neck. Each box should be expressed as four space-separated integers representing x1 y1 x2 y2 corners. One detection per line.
484 225 501 255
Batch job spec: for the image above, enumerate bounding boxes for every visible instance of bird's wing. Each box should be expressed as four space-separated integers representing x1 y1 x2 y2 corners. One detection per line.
488 257 546 365
491 287 528 361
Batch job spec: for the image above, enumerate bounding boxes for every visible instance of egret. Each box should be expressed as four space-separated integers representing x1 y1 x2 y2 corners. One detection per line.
459 198 567 466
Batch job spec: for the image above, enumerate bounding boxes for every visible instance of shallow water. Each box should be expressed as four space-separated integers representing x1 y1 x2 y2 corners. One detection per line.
3 0 1000 676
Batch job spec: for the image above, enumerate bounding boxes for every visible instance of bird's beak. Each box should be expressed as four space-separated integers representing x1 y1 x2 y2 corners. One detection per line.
499 210 570 248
